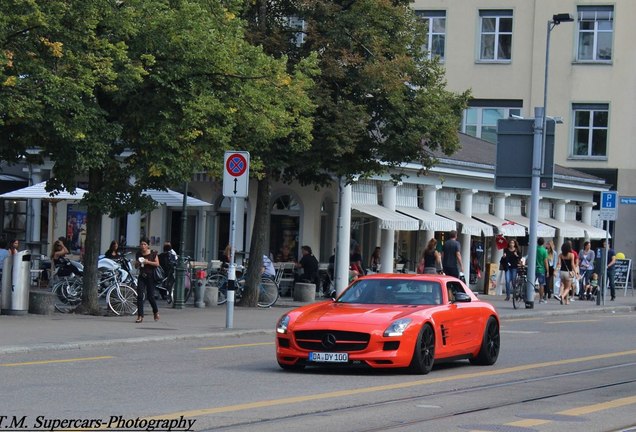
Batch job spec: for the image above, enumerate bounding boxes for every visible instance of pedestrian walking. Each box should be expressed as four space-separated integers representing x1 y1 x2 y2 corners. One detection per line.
536 238 549 303
442 230 463 279
134 238 160 323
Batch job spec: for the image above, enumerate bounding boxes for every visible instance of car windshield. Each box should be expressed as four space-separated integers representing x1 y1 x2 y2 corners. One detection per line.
337 279 443 305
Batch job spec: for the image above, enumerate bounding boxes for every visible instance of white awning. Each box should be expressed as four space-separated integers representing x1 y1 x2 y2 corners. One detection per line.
539 218 586 238
352 204 420 231
565 220 611 239
0 181 86 200
472 213 526 237
505 215 556 238
145 189 212 207
435 209 493 236
395 206 456 232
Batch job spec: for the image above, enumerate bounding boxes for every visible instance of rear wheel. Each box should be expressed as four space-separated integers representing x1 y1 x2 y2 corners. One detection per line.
408 324 435 374
257 277 279 308
207 273 228 305
470 316 500 365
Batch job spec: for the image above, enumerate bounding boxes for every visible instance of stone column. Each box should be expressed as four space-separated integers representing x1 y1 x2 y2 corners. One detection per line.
459 189 476 277
381 183 397 273
422 185 441 243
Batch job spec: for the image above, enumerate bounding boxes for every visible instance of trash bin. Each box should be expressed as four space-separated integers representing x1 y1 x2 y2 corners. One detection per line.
1 250 31 315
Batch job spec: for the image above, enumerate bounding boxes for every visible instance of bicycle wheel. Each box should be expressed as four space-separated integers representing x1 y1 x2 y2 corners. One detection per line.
216 279 228 305
53 278 82 313
183 272 193 303
512 278 524 309
257 277 279 308
107 284 138 316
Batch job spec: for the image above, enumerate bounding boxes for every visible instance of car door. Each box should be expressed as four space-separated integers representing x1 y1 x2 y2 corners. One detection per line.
439 281 480 348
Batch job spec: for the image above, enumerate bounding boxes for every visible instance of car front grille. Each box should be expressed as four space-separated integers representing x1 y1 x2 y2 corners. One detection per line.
294 330 370 352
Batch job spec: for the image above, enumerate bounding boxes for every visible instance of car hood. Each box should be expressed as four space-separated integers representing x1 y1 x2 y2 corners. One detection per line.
293 302 432 327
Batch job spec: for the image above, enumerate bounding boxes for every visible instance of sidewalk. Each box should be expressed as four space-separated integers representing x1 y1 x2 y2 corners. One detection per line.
0 293 633 355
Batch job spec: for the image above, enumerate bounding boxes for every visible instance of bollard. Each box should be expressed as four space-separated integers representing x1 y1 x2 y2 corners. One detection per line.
194 269 206 308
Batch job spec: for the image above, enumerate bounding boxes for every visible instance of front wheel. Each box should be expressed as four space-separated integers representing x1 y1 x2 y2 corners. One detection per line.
512 279 523 309
108 284 138 316
408 324 435 374
257 277 279 308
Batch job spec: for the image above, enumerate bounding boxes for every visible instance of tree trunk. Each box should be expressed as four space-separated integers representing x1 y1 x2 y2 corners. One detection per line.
240 176 271 306
78 169 102 315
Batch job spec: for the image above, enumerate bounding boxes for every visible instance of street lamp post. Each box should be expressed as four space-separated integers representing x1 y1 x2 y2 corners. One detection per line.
526 13 573 309
173 182 188 309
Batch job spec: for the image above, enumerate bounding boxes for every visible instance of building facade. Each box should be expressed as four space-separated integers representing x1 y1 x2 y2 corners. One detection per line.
411 0 636 258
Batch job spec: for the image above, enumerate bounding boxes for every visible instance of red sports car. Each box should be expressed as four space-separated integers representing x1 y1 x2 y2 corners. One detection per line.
276 273 500 374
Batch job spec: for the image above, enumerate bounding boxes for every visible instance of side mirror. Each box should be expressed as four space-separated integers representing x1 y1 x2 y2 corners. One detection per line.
453 292 471 303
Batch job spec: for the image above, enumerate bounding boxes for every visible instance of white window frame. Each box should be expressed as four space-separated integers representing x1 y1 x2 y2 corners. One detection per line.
461 104 522 143
478 10 513 62
576 6 613 63
570 103 609 159
415 10 446 61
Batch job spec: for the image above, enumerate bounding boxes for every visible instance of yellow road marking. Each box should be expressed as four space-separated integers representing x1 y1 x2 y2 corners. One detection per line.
146 348 636 420
0 355 113 367
560 394 636 416
502 395 636 430
198 342 273 351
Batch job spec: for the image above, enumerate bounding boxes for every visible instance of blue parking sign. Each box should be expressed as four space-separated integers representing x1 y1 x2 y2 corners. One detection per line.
600 191 618 220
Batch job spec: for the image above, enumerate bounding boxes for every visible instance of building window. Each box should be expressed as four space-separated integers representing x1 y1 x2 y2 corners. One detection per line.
479 10 513 61
415 10 446 60
461 100 522 143
576 6 613 62
571 103 609 158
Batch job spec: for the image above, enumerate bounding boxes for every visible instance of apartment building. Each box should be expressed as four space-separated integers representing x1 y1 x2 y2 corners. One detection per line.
411 0 636 257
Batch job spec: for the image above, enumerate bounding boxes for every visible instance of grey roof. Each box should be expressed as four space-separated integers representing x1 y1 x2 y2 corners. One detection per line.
430 133 604 183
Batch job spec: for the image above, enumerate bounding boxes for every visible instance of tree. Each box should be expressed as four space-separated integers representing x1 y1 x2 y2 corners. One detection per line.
236 0 469 304
0 0 315 313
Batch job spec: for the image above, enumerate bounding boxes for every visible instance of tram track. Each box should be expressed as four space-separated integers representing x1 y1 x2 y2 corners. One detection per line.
200 361 636 431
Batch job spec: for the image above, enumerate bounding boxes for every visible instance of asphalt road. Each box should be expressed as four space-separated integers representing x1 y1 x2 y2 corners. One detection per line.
1 312 636 432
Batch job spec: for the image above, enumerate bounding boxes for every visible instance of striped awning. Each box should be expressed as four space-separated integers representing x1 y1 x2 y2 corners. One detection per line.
505 215 556 238
435 209 493 236
472 213 526 237
539 218 586 238
395 206 456 232
565 220 610 239
352 204 420 231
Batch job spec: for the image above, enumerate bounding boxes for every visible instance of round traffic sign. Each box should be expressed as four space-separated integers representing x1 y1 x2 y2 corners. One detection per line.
226 153 248 177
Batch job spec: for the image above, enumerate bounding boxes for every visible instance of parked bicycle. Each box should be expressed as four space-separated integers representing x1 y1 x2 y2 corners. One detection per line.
51 257 137 315
155 256 195 304
512 265 536 309
208 266 279 308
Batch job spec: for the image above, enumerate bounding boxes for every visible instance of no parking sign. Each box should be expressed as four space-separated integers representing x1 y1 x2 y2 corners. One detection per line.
223 151 250 198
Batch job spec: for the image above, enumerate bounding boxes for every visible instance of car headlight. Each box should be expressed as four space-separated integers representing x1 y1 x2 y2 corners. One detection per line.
276 314 290 334
383 318 412 337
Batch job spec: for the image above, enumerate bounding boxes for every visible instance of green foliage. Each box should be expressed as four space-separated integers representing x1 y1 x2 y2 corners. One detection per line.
242 0 469 185
0 0 316 213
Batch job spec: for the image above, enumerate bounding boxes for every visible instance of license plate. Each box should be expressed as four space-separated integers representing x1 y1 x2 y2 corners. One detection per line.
309 352 349 363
